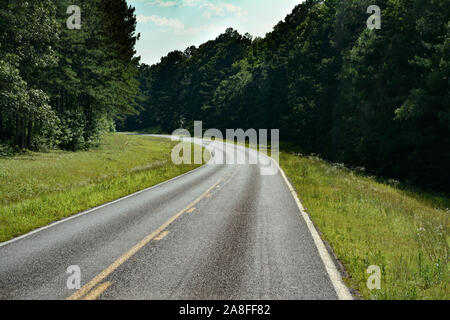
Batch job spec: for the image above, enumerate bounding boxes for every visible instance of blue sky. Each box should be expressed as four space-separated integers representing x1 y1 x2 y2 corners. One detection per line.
127 0 303 65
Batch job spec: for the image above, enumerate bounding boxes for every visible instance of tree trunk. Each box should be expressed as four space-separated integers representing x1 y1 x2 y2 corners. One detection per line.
15 114 21 148
20 117 26 149
27 120 33 149
0 111 3 139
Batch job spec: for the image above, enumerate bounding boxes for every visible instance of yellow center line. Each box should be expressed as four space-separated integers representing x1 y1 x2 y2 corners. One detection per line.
82 282 112 300
154 230 169 241
67 178 223 300
186 207 196 213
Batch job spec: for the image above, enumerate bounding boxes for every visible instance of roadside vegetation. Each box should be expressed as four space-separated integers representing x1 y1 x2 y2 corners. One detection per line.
123 0 450 194
0 1 140 153
0 134 205 242
280 152 449 300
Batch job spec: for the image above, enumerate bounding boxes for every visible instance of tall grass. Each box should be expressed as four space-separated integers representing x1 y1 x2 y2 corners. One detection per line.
280 153 449 300
0 134 205 242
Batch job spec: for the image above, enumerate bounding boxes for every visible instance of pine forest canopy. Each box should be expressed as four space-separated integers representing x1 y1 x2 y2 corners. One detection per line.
0 0 140 151
121 0 449 192
0 0 449 193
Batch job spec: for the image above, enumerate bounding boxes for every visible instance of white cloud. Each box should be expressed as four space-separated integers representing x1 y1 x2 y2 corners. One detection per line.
201 3 247 18
145 0 204 7
146 0 247 18
181 0 204 7
136 14 184 29
146 0 177 7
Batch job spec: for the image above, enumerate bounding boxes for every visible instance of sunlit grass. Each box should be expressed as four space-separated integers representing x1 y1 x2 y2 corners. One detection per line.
0 134 205 242
280 152 449 300
3 132 447 299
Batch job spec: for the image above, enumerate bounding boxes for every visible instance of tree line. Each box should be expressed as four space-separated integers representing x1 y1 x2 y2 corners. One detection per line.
0 0 139 152
122 0 449 192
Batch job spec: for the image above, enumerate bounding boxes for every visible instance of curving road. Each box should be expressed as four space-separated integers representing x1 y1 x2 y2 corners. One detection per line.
0 135 352 300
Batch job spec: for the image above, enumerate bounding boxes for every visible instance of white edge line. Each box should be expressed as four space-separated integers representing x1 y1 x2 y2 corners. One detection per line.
189 135 353 300
0 137 208 248
273 159 353 300
1 134 354 300
170 134 353 300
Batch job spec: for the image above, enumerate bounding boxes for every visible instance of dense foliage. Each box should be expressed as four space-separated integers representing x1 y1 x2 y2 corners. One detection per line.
123 0 449 192
0 0 139 152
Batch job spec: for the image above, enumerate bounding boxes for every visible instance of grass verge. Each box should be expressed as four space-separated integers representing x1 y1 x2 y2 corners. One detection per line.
163 135 448 299
280 152 449 300
0 134 205 243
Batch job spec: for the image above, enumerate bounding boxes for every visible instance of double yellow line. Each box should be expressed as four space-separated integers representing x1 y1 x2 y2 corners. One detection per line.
67 178 223 300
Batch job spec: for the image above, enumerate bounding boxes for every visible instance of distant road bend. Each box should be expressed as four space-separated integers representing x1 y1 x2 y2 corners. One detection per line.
0 135 353 300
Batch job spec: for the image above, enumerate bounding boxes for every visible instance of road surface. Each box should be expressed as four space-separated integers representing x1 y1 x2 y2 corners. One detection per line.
0 135 352 300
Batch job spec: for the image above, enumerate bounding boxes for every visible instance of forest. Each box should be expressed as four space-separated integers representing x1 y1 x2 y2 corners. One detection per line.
121 0 450 192
1 0 449 192
0 0 139 152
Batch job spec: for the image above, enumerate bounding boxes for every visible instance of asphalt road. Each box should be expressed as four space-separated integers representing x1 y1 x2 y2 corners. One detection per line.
0 135 352 300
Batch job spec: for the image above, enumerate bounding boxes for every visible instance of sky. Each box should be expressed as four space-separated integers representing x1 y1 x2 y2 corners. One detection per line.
127 0 303 65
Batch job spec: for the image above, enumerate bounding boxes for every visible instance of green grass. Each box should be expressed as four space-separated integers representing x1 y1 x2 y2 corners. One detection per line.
0 134 205 243
280 152 449 300
4 132 447 299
